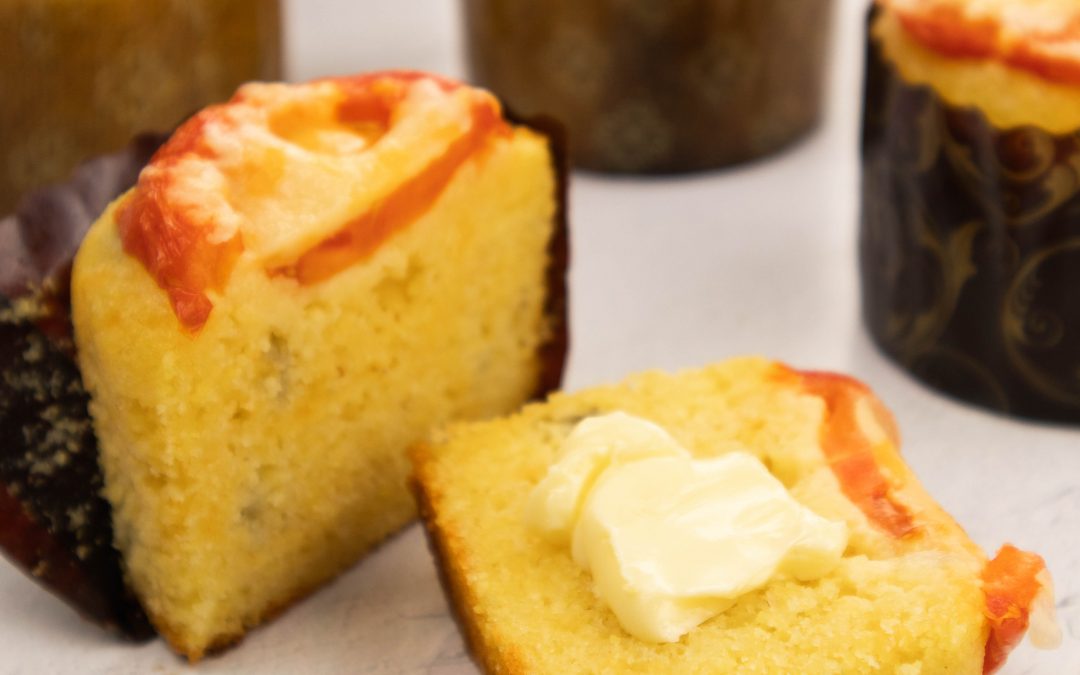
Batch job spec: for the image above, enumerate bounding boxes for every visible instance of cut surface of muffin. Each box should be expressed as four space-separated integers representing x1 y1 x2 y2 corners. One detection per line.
71 72 566 659
412 357 1056 674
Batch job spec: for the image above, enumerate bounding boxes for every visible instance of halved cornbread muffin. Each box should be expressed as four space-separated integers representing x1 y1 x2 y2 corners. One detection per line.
71 72 567 659
412 357 1058 674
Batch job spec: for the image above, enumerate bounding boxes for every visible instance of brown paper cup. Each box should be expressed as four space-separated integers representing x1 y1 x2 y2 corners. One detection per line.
464 0 833 173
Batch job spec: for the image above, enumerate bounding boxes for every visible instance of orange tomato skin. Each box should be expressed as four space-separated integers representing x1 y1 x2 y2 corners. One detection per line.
775 364 1051 674
272 93 509 285
783 367 916 538
981 544 1048 674
116 127 242 333
117 72 507 332
1006 36 1080 87
889 2 1080 87
896 5 999 59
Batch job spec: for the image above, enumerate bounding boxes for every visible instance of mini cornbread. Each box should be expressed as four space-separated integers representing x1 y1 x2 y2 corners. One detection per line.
874 0 1080 131
71 72 566 659
412 357 1059 674
862 0 1080 422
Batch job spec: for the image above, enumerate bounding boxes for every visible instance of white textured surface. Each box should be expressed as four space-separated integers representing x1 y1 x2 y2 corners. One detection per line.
2 0 1079 672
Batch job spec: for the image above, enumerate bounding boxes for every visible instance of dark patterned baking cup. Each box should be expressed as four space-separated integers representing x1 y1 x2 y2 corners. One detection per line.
0 133 165 639
464 0 833 173
860 12 1080 423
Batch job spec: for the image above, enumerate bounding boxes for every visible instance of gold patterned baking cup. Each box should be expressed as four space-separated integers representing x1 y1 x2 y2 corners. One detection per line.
0 104 573 642
860 11 1080 423
463 0 833 173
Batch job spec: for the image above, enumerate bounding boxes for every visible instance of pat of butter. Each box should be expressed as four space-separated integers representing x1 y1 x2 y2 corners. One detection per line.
526 412 848 643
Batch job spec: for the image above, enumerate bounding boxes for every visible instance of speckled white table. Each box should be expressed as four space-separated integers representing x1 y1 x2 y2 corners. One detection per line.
2 1 1077 672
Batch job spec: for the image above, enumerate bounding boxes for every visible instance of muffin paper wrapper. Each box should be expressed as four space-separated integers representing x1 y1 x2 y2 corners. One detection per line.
0 133 166 639
465 0 833 173
860 11 1080 423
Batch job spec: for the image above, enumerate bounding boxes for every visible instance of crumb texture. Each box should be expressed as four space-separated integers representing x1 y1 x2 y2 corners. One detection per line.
71 125 557 659
414 357 990 674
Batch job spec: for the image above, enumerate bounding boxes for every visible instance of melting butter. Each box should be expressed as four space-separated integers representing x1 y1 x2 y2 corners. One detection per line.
526 412 848 643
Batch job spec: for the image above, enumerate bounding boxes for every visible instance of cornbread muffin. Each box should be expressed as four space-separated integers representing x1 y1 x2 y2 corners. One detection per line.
874 0 1080 131
71 72 567 659
412 357 1057 674
862 0 1080 422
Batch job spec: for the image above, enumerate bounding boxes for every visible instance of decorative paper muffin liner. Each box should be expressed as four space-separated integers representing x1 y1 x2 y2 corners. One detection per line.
464 0 833 172
0 133 165 639
860 11 1080 423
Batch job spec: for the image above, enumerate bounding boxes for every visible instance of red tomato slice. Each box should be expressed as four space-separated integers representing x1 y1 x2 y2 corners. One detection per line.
272 95 508 285
887 0 1080 86
981 544 1050 674
117 71 507 332
780 367 916 538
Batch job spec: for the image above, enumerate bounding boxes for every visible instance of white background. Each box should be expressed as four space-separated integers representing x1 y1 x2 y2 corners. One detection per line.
2 0 1077 672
